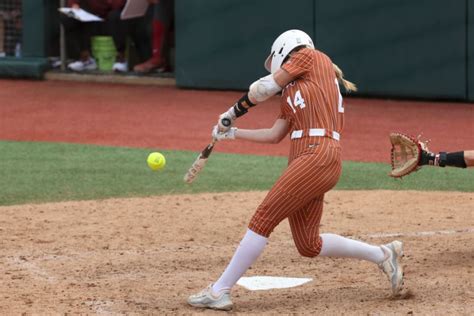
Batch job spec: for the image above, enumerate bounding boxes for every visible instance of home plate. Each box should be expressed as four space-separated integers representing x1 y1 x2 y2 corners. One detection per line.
237 276 313 291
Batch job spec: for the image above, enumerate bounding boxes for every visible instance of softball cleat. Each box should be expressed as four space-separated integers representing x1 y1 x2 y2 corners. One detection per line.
187 284 233 311
379 240 404 296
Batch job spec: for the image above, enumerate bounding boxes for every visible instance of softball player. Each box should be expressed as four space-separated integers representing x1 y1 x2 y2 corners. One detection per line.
188 30 404 311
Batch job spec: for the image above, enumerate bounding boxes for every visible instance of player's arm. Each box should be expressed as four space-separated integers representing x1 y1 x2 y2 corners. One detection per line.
213 118 289 144
217 69 295 131
235 118 289 144
420 149 473 168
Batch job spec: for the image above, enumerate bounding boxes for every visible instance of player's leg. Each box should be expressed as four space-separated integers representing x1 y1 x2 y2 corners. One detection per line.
191 158 318 304
188 228 266 310
156 0 173 70
188 151 339 310
288 197 404 295
288 196 385 262
287 195 324 257
59 13 82 60
320 234 404 295
133 0 173 73
0 18 4 57
106 9 129 72
217 152 341 283
249 149 342 237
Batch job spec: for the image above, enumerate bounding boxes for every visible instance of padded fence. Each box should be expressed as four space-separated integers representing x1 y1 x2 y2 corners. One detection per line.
468 0 474 101
0 0 49 79
175 0 314 90
1 0 474 100
314 0 466 100
176 0 474 101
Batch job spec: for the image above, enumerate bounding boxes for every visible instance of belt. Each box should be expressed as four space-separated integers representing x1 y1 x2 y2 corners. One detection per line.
290 128 340 141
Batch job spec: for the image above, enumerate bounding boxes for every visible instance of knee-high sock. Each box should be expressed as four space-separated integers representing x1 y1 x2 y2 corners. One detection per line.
319 233 385 264
212 229 267 294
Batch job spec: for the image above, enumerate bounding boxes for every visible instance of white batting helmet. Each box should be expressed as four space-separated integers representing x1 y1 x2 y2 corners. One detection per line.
264 29 314 74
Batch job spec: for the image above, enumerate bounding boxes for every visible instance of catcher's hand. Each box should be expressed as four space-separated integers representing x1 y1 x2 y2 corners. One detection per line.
389 132 430 178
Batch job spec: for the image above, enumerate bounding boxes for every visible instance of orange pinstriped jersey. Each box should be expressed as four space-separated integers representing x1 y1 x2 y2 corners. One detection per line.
280 48 344 159
248 48 345 239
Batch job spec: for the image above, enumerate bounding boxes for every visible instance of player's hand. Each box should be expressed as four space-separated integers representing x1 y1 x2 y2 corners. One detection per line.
217 113 232 132
217 107 236 132
71 3 80 9
212 125 237 141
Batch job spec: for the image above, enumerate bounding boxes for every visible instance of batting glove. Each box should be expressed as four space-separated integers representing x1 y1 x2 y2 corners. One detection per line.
212 125 237 141
217 107 236 132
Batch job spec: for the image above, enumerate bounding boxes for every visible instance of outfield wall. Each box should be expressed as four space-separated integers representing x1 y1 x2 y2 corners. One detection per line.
468 0 474 100
0 0 57 79
176 0 474 101
2 0 474 101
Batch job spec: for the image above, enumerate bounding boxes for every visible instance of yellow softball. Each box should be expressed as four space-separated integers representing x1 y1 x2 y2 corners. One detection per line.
147 152 166 171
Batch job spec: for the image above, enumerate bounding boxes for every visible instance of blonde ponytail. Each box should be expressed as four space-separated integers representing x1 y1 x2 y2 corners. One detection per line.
333 63 357 92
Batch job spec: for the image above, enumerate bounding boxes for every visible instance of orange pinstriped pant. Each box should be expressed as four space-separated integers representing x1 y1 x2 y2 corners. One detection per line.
248 137 342 257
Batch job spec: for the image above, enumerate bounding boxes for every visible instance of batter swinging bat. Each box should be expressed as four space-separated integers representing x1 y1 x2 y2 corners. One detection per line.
183 118 231 183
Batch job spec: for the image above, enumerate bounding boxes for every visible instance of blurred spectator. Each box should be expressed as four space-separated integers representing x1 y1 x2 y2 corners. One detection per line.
0 0 22 57
61 0 151 72
133 0 174 73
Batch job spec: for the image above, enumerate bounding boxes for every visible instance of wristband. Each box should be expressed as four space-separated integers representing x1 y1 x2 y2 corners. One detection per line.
233 93 256 118
439 151 467 168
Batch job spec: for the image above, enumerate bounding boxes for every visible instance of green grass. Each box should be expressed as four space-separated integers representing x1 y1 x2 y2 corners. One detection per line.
0 141 472 206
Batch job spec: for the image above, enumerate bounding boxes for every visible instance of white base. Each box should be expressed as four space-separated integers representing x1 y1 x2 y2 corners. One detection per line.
237 276 313 291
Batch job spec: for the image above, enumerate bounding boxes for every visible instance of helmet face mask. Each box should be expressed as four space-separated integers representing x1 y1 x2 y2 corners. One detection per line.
264 29 314 73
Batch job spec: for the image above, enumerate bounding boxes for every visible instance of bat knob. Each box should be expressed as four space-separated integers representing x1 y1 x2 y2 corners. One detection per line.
221 118 231 127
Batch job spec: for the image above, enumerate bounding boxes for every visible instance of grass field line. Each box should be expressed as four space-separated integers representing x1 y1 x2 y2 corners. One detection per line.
9 227 474 264
364 227 474 239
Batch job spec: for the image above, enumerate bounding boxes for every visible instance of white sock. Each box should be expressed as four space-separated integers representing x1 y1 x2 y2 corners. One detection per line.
212 229 267 294
319 233 385 264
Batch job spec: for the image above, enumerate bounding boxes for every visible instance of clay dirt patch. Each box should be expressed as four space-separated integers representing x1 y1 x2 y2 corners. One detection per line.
0 190 472 314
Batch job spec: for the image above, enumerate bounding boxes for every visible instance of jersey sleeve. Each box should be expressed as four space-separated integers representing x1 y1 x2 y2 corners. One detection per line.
281 48 313 78
277 110 287 120
278 92 289 120
278 91 292 124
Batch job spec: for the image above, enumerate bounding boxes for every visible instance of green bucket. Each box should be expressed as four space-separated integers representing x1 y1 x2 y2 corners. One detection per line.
91 36 117 71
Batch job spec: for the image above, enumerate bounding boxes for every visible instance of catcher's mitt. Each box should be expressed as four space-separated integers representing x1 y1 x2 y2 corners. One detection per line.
389 132 428 178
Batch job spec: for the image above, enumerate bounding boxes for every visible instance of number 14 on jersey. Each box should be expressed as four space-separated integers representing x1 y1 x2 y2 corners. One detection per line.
286 90 306 113
286 82 344 114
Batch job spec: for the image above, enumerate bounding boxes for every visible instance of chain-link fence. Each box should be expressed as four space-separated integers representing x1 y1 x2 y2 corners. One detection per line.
0 0 22 57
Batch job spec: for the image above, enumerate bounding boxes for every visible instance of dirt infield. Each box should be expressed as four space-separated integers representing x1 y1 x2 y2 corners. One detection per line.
0 80 473 314
0 191 472 314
